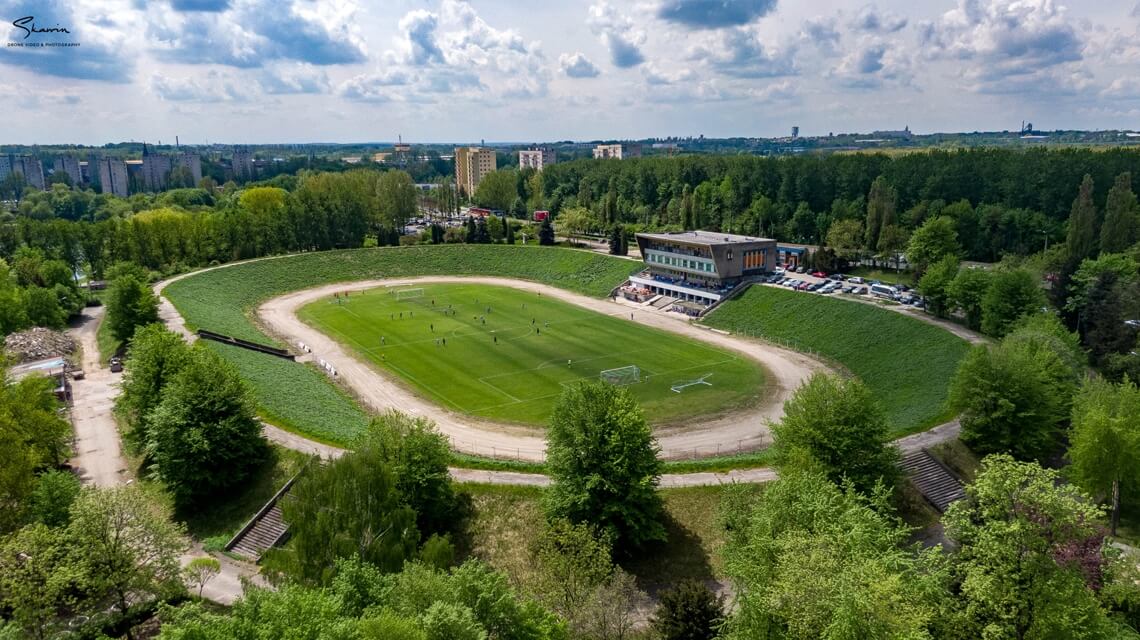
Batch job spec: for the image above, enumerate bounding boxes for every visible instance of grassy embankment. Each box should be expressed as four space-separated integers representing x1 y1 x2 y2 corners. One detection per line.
703 285 970 435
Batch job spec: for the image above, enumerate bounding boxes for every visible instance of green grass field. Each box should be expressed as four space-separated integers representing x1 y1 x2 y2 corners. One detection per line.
299 283 765 426
703 285 970 433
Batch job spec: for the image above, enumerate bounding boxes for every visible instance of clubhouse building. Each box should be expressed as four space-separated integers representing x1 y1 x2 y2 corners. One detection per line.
629 230 777 305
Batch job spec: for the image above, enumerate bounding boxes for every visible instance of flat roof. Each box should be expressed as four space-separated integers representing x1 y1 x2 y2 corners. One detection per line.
637 230 775 246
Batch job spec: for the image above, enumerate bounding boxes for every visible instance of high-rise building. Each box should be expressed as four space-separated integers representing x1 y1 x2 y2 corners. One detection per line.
232 148 254 181
0 155 46 190
54 157 82 185
592 143 641 160
141 143 172 191
98 157 130 197
454 147 496 197
791 126 800 139
518 147 556 171
172 152 202 186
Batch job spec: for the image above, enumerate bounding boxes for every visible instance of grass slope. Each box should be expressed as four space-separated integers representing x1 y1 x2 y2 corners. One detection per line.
703 285 969 433
299 283 764 426
164 246 636 445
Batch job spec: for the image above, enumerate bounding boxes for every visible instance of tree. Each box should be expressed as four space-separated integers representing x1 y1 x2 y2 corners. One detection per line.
650 579 725 640
771 373 899 495
557 206 593 244
544 382 665 551
105 273 159 343
28 470 81 528
944 455 1118 639
355 411 458 537
949 336 1073 461
473 170 518 212
146 347 268 507
376 170 418 234
722 471 945 640
876 224 909 270
608 224 626 256
825 218 864 263
1101 172 1139 254
1067 174 1100 264
22 286 66 329
266 445 419 585
905 215 960 274
0 371 72 533
539 217 556 246
530 519 614 616
505 220 516 245
68 486 186 628
980 269 1046 338
116 324 191 444
1069 377 1140 536
0 524 78 640
918 254 960 317
183 557 221 599
948 267 993 331
864 176 896 251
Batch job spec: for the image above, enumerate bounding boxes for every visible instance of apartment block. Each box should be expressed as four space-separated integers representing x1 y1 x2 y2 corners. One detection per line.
592 143 642 160
54 156 82 185
518 147 556 171
454 146 497 196
98 157 130 197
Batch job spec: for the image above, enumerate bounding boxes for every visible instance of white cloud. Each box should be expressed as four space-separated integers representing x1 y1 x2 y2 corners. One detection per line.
689 27 797 78
559 52 601 78
588 2 647 68
150 72 253 102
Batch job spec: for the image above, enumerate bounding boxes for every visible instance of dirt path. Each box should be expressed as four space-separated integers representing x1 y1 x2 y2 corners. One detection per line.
257 276 829 462
66 306 130 488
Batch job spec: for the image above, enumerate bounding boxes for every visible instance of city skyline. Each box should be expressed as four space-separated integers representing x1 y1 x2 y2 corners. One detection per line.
1 0 1139 145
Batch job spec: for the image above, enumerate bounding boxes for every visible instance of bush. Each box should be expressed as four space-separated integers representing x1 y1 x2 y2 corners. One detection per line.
650 580 725 640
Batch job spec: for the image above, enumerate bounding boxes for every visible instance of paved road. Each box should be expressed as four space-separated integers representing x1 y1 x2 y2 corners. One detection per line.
256 276 829 461
67 307 130 488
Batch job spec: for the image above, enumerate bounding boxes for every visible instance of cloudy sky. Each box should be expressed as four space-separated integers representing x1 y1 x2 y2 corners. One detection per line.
1 0 1138 145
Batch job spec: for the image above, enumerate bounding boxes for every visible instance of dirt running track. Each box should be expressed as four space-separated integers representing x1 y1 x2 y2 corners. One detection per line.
256 276 830 462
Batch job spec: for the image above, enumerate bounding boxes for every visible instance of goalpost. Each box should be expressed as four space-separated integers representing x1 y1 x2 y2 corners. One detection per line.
395 288 425 301
671 372 713 393
600 365 641 386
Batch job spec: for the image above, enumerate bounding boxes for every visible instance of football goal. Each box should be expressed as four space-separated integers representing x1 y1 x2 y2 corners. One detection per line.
395 288 425 301
600 365 641 386
671 372 713 393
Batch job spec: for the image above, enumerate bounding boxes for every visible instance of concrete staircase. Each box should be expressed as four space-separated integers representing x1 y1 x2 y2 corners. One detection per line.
901 450 965 512
224 472 303 561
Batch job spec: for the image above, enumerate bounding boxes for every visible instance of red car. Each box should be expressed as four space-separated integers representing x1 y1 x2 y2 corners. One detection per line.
811 271 827 278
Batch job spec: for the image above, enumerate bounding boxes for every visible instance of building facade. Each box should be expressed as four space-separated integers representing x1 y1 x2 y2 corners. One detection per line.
593 143 642 160
54 157 82 185
631 230 776 304
141 144 172 192
454 146 496 197
232 148 254 182
518 147 556 171
98 157 130 197
172 152 203 186
0 155 45 190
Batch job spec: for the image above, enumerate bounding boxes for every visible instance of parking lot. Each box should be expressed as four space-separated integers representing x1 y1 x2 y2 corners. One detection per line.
760 267 926 309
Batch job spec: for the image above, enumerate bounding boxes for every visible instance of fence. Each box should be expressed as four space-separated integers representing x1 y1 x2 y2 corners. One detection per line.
197 329 296 360
444 434 770 463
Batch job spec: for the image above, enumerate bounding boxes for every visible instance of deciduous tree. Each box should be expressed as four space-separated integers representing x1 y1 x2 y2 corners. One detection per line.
1069 377 1140 536
105 273 159 343
980 269 1046 338
1100 172 1139 254
544 382 664 551
771 373 899 495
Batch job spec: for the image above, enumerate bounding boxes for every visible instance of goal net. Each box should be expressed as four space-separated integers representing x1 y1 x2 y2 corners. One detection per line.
600 365 641 386
395 288 425 301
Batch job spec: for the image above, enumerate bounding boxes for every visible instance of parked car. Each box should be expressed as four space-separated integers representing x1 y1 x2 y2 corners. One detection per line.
811 271 827 278
848 276 865 284
109 357 123 373
794 266 806 273
855 286 868 295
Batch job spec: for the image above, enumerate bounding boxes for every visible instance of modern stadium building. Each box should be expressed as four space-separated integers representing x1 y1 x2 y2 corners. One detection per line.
629 230 777 305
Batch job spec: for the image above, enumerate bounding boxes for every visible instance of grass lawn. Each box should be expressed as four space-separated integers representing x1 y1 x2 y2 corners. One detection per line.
459 483 756 592
703 285 970 434
163 245 637 445
299 283 765 426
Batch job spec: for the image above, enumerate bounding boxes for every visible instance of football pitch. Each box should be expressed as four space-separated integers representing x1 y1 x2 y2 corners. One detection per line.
297 283 767 426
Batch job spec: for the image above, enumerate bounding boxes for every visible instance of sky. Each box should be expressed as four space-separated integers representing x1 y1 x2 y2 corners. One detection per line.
1 0 1139 145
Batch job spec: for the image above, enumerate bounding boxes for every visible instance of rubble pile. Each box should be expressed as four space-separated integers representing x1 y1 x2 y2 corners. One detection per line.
3 328 78 363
